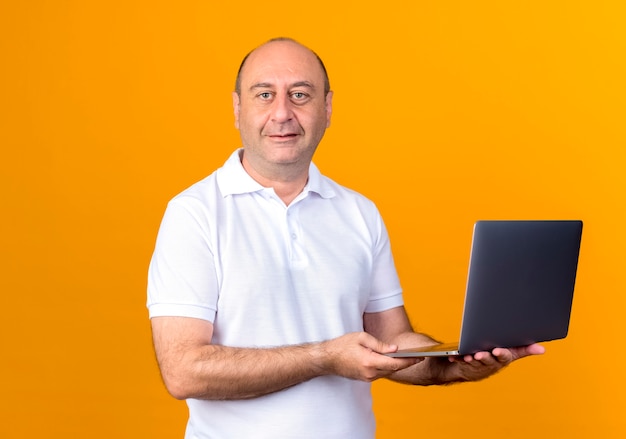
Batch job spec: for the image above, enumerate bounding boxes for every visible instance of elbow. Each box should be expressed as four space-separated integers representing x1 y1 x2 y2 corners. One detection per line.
165 382 190 401
160 370 196 400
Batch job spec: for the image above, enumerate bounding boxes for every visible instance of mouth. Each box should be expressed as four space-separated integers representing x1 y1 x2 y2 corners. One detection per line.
267 133 300 141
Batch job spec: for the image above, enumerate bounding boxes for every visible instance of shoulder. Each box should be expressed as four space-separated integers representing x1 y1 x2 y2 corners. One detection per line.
319 173 381 215
161 172 219 220
167 149 248 210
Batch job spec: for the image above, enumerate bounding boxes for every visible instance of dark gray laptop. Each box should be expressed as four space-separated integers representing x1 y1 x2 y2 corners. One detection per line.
387 220 583 357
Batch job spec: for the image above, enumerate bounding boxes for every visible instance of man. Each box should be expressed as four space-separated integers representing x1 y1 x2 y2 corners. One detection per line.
147 38 544 438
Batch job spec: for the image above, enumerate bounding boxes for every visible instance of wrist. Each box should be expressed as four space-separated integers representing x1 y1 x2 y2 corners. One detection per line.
309 341 333 377
424 357 468 386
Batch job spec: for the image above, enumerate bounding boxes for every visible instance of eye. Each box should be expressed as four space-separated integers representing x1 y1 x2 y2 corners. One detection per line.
258 92 273 100
290 91 310 103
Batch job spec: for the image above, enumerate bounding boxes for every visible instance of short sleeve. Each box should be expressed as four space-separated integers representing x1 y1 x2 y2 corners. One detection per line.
364 208 404 313
147 197 219 322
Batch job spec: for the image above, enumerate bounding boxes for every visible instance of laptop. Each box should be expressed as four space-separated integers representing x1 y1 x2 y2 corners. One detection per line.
387 220 583 358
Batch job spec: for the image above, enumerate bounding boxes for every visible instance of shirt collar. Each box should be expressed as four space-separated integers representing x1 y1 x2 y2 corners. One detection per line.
217 149 336 199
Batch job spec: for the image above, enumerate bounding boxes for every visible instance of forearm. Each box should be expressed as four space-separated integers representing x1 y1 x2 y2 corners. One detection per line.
153 316 421 401
161 342 327 400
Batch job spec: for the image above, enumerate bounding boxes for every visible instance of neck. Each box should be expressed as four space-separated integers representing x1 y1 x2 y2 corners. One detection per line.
241 152 309 206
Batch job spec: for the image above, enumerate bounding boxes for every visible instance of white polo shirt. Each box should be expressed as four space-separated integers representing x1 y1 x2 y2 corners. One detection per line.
147 149 404 439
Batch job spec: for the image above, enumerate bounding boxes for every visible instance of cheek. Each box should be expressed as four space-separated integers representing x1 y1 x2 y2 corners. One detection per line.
240 109 268 130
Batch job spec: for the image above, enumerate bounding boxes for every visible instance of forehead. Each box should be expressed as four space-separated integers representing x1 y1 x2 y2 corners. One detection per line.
239 41 325 90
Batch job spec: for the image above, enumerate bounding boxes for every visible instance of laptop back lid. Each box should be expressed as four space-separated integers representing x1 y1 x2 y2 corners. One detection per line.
458 220 583 354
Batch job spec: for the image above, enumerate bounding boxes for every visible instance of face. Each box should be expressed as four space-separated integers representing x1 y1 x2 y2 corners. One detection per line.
233 40 333 177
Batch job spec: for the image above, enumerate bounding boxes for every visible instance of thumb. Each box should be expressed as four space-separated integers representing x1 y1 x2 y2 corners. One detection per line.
361 334 398 354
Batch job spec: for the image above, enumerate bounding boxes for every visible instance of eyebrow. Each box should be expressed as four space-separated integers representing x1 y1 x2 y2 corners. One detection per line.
248 81 316 92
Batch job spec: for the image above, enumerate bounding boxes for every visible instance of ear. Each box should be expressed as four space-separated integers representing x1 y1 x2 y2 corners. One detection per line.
232 91 241 129
325 91 333 128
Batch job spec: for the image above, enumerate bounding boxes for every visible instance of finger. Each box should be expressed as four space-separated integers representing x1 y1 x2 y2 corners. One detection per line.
473 351 493 362
377 343 399 354
525 343 546 355
446 354 470 363
507 343 546 360
490 348 513 362
463 354 475 363
359 334 399 355
382 357 422 372
451 351 497 364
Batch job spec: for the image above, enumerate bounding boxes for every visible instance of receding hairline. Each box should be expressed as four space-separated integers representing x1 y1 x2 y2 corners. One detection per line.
234 37 331 96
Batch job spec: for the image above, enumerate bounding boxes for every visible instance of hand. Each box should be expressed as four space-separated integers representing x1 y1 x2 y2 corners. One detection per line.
318 332 423 382
446 343 546 382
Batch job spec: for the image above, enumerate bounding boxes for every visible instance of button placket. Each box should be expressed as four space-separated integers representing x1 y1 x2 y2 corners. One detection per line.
285 203 307 268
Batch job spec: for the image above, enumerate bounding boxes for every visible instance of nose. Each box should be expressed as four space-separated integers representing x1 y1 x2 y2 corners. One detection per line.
270 94 294 123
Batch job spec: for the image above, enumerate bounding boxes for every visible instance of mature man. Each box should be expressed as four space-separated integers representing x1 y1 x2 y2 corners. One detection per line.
147 38 544 438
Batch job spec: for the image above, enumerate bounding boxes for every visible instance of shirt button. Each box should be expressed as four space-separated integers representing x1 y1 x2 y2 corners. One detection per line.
291 233 297 240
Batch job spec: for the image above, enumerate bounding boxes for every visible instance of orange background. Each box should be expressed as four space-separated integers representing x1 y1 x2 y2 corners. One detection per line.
1 1 624 438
